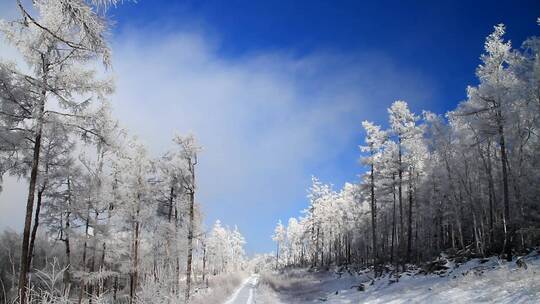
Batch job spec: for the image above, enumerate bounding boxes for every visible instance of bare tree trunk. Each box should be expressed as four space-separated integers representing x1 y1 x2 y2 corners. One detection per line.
391 173 396 265
168 186 174 223
18 62 47 303
27 187 45 272
63 178 72 296
78 208 91 304
443 157 465 250
175 257 180 295
461 156 483 255
98 242 106 297
113 276 118 301
398 137 404 270
202 241 207 287
369 158 378 271
275 243 280 269
315 227 320 267
486 143 496 250
88 212 99 303
321 232 325 266
63 218 72 292
185 192 195 303
347 232 351 265
451 224 455 250
185 159 197 303
130 206 140 304
476 137 496 252
382 213 388 264
407 170 414 263
498 122 512 261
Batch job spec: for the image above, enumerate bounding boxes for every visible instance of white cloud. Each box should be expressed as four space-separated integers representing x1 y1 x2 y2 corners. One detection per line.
0 14 435 252
109 27 435 252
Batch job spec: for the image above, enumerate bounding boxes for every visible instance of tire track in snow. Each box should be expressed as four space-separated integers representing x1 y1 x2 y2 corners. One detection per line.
224 274 259 304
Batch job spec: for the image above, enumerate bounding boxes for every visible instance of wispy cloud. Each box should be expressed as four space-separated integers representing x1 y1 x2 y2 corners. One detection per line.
109 26 435 252
0 9 435 252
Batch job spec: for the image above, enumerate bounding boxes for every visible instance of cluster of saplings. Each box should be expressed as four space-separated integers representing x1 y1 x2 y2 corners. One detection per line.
272 22 540 274
0 1 246 304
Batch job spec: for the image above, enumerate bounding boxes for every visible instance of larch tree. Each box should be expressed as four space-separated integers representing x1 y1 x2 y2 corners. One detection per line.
272 220 287 268
0 0 116 300
173 134 201 303
455 24 519 260
387 100 421 265
360 120 387 271
206 220 247 276
267 19 539 278
116 139 154 304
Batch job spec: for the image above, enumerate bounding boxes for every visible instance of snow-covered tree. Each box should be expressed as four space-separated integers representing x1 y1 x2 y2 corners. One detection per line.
206 220 246 275
272 220 287 268
278 22 539 270
0 1 115 299
360 121 386 268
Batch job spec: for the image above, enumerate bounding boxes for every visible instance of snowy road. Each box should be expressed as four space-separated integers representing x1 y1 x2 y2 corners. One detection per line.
224 274 259 304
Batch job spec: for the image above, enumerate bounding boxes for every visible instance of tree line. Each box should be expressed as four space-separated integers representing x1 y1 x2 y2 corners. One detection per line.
0 1 246 303
272 22 540 272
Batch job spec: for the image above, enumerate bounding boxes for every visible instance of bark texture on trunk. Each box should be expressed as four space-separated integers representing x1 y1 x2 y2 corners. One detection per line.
18 60 47 303
369 158 378 271
185 158 197 303
498 122 512 261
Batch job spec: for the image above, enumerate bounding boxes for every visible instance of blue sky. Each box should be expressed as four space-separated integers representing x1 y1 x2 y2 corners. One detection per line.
107 0 538 254
110 0 540 114
0 0 539 255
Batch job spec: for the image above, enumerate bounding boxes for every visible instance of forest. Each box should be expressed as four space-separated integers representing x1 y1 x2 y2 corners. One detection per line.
0 1 247 304
1 0 539 304
271 22 540 274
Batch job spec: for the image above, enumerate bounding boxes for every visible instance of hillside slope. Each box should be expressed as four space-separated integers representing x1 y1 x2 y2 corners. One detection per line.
256 251 540 303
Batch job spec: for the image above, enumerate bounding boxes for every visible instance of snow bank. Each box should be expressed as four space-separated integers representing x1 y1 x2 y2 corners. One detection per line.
357 255 540 304
257 252 540 303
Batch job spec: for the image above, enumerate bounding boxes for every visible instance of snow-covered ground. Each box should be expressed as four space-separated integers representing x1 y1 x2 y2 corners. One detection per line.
253 251 540 303
190 272 249 304
224 274 259 304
